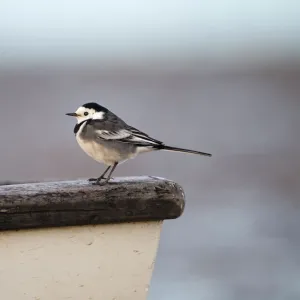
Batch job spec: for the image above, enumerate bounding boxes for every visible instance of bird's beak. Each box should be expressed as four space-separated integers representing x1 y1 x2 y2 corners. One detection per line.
65 113 78 117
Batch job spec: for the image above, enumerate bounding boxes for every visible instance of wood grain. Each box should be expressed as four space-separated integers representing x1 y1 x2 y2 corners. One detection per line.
0 176 185 230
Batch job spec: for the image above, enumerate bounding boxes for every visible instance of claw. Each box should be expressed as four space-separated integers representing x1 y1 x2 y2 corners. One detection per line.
88 178 98 182
89 176 113 185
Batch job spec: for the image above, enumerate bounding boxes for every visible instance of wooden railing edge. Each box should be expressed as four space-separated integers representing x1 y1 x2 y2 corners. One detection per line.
0 176 185 231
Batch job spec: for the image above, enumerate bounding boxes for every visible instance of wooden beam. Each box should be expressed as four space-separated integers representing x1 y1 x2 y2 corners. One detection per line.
0 176 185 230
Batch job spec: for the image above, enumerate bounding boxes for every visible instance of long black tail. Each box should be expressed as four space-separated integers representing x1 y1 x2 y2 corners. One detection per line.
155 145 212 157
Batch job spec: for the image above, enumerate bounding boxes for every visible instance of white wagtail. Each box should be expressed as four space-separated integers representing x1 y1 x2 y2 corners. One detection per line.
66 102 211 185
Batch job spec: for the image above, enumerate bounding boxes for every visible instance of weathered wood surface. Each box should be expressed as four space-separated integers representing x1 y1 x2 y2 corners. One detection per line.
0 176 185 230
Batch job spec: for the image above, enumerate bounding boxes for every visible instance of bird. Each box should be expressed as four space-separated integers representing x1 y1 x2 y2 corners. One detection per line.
66 102 211 185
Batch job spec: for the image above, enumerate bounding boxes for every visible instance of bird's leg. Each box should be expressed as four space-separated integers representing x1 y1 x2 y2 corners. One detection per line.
101 162 118 185
88 166 111 183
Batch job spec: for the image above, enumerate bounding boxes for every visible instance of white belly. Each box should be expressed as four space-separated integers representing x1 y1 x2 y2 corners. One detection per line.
76 135 136 166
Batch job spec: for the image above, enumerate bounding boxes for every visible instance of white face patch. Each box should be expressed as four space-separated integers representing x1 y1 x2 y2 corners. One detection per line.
92 111 105 120
72 106 105 123
74 106 96 123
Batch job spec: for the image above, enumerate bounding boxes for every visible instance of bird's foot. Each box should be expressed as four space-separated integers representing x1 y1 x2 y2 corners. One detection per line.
92 179 113 186
88 178 98 182
88 177 114 185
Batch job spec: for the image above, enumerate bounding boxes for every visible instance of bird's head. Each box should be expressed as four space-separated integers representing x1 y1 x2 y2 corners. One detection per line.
66 102 108 123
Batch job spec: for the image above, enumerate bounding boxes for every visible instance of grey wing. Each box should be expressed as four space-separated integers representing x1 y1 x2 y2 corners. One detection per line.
125 126 164 146
87 119 164 147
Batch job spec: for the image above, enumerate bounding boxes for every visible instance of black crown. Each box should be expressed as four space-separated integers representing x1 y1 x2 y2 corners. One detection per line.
82 102 108 112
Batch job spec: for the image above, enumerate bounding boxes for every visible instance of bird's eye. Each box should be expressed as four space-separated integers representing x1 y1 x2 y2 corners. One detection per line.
84 112 89 116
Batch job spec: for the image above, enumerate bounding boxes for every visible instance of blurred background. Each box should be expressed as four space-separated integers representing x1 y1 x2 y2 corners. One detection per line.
0 1 300 299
